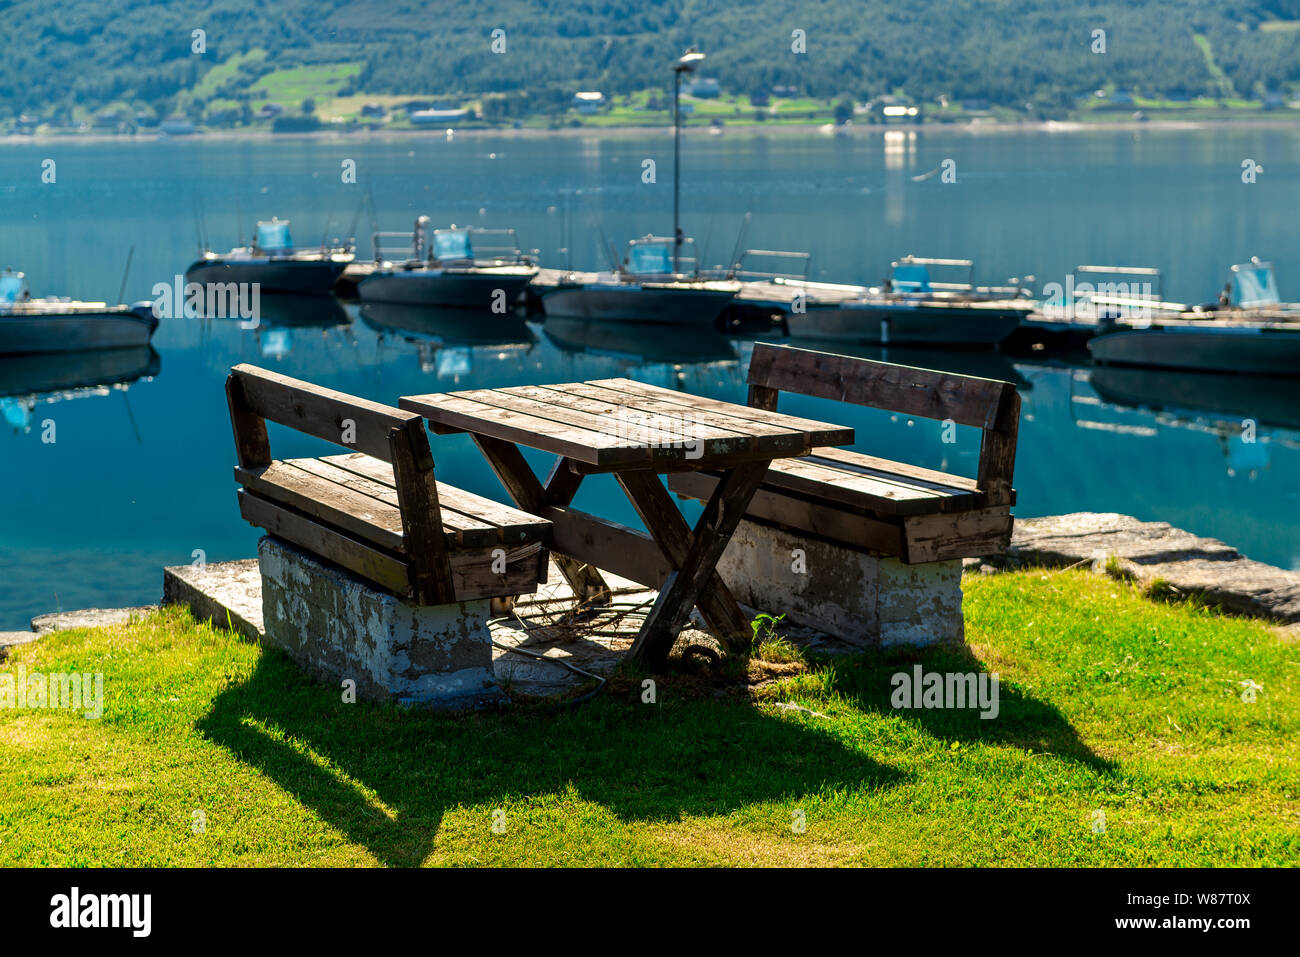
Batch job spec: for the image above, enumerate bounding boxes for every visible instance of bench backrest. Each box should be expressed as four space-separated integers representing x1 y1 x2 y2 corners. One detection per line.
746 342 1020 506
225 363 456 603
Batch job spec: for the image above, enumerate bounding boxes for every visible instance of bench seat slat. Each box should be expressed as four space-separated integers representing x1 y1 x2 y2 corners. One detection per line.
761 457 976 515
288 456 497 548
319 452 551 544
236 461 408 551
809 447 983 495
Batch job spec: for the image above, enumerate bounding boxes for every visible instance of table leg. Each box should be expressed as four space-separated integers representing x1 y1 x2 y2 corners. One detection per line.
619 461 770 667
471 434 611 604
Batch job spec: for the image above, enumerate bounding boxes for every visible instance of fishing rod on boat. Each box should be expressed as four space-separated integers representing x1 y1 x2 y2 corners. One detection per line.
116 246 134 306
726 211 753 279
345 197 365 251
588 209 620 272
193 195 209 257
192 196 206 257
697 219 715 279
235 195 245 247
365 187 380 260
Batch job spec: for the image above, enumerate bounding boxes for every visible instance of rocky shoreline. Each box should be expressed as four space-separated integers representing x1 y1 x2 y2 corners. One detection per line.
974 512 1300 627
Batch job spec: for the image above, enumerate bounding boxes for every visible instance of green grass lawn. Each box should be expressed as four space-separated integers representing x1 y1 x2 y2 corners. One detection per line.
1 569 1295 867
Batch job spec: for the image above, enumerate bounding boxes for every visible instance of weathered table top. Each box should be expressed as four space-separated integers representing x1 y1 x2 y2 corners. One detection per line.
399 377 853 471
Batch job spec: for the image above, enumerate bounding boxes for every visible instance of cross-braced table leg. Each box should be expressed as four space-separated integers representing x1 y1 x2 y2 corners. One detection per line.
618 461 771 667
471 434 611 604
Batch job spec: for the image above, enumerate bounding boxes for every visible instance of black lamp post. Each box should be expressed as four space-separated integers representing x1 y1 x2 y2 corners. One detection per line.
673 47 705 274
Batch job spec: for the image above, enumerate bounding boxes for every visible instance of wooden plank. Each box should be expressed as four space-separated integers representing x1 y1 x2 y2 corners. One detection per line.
668 471 908 557
762 456 963 516
903 507 1014 563
290 456 495 548
231 363 415 462
746 342 1014 430
811 447 983 495
468 435 608 602
540 456 609 600
389 424 456 604
309 454 548 546
238 490 413 596
560 380 820 460
401 392 633 466
240 490 542 602
537 505 674 588
448 543 547 601
976 390 1020 508
226 371 271 469
533 383 757 441
471 385 706 450
568 448 813 476
626 461 770 665
585 377 854 447
235 461 407 551
612 471 752 642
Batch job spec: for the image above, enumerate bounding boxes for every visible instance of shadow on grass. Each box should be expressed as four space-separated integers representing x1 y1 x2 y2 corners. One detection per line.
824 643 1115 773
196 649 904 866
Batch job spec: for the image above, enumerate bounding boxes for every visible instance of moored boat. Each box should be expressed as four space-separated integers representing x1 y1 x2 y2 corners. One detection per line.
185 218 354 296
1087 259 1300 376
359 221 538 310
540 235 738 326
1088 321 1300 376
784 256 1033 346
0 269 158 355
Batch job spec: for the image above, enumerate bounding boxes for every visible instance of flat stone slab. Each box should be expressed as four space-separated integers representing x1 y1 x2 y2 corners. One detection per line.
0 631 42 653
995 512 1300 624
163 559 263 642
30 606 158 635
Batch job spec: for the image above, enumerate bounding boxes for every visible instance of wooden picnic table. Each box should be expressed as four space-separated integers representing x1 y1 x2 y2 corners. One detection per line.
400 377 854 666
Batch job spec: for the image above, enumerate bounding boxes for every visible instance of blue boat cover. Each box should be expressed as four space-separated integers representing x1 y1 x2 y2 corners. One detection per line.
433 229 473 261
1231 262 1279 307
256 220 293 254
0 274 23 303
891 264 932 293
627 242 673 276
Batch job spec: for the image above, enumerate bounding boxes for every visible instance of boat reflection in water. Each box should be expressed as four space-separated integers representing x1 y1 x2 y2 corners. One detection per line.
543 316 738 366
0 346 160 432
359 303 536 377
1079 363 1300 476
195 293 353 361
781 337 1030 391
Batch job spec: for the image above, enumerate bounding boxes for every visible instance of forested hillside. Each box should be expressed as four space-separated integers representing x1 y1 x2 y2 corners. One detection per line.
7 0 1300 119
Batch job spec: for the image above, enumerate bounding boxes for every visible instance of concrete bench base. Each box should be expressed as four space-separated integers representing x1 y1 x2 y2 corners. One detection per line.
258 536 505 710
714 519 964 648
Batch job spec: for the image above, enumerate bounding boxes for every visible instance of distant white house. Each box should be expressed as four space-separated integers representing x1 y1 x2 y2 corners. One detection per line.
573 91 605 114
410 108 469 124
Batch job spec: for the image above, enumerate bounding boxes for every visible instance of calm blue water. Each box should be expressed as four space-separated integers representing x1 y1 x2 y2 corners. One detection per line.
2 129 1298 627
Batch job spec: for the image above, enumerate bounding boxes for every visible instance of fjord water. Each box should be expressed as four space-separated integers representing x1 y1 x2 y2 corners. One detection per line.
1 128 1298 626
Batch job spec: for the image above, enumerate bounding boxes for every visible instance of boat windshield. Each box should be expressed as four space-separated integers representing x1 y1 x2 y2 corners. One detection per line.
0 273 24 303
256 220 293 254
891 263 932 293
1230 261 1279 307
627 242 673 276
432 229 473 262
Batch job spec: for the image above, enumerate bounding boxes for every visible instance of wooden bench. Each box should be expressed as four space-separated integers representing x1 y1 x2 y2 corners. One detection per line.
226 364 550 605
668 343 1019 564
